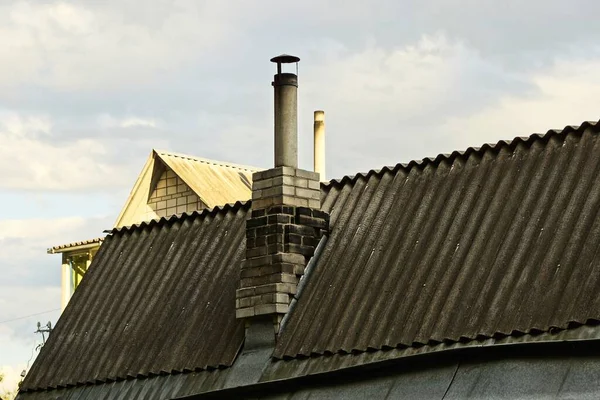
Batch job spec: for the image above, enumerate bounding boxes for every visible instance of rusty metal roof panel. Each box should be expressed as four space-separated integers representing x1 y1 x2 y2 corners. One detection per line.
21 202 250 392
276 120 600 359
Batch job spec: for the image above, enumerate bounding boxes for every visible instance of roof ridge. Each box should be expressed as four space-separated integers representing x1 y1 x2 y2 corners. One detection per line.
153 149 262 172
112 200 251 234
322 120 599 189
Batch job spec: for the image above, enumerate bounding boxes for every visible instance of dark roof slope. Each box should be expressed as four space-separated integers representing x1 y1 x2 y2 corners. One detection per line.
276 121 600 358
19 119 600 399
21 203 249 391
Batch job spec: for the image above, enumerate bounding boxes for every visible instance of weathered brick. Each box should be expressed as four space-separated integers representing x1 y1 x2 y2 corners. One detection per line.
238 296 254 308
308 199 321 209
253 198 275 209
266 234 284 245
246 216 267 229
285 243 316 258
242 253 306 269
295 169 320 180
251 209 266 218
236 286 255 299
308 180 321 190
296 215 328 230
268 214 291 224
296 187 321 200
263 185 295 197
236 307 255 319
285 224 316 236
281 196 308 207
296 207 312 217
252 189 263 200
246 246 267 259
285 233 302 244
240 273 298 287
253 282 297 295
240 262 299 278
263 293 290 304
254 303 289 316
254 236 266 247
268 205 295 215
240 275 270 288
293 264 305 275
294 177 308 188
273 175 295 186
302 235 320 247
257 166 295 180
257 224 285 236
312 210 329 220
253 178 273 190
266 243 284 254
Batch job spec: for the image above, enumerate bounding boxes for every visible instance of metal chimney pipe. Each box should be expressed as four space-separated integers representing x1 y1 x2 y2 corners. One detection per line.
314 110 325 181
271 54 300 168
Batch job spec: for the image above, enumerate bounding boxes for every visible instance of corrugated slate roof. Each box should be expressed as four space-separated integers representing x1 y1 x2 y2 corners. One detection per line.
156 150 260 209
47 237 103 254
114 149 261 228
20 119 600 399
21 202 250 392
275 120 600 358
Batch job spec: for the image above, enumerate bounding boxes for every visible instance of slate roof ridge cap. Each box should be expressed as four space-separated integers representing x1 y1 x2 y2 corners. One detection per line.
322 119 600 189
111 200 251 234
153 148 263 172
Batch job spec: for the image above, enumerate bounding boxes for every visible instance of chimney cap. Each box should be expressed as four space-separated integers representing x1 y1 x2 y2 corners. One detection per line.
270 54 300 64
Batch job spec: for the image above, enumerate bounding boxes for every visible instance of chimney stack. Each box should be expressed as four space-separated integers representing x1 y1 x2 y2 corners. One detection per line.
272 54 299 168
236 55 329 334
313 110 326 181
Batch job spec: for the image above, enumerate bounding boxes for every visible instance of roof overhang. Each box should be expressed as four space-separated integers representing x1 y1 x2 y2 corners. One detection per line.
47 237 104 254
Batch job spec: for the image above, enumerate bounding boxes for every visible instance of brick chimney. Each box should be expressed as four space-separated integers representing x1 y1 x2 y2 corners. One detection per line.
235 55 329 333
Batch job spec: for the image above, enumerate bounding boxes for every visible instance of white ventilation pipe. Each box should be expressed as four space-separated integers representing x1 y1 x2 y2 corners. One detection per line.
314 110 325 181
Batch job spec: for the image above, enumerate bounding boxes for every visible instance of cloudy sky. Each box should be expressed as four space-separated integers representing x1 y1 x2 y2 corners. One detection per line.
2 0 600 392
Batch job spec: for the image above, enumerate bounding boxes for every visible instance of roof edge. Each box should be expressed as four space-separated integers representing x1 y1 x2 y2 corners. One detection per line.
47 237 104 254
323 120 600 190
112 200 251 234
154 149 263 172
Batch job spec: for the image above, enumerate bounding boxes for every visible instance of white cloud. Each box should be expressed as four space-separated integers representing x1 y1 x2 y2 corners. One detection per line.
98 114 159 129
0 111 159 191
0 215 112 286
294 35 600 177
440 57 600 149
296 34 528 175
0 1 233 91
0 112 124 190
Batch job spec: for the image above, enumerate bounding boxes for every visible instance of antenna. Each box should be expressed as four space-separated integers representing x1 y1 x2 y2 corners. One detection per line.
34 320 53 348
